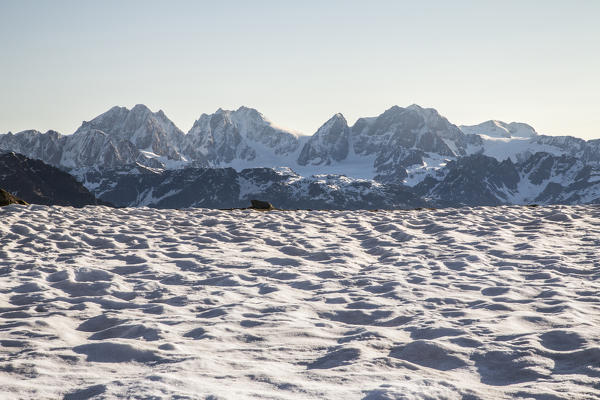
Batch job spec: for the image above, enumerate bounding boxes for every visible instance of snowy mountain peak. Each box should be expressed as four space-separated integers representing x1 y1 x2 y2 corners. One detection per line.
3 103 598 189
106 105 127 114
297 113 350 166
76 104 180 135
460 120 537 139
406 103 424 111
0 128 65 167
235 105 262 117
183 107 300 166
506 121 537 138
323 112 347 126
131 103 151 112
331 112 346 121
63 105 186 168
351 104 467 162
199 107 281 130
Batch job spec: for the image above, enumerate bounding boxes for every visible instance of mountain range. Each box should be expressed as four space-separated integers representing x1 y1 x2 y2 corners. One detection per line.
1 104 599 208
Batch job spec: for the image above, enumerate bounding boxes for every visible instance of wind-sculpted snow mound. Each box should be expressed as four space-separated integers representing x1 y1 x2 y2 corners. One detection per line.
0 205 599 399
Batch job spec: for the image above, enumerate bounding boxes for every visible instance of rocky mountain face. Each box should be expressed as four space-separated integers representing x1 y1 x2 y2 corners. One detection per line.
415 153 600 207
0 104 478 177
4 103 599 178
181 106 300 166
353 105 468 158
63 105 186 169
76 165 425 210
75 105 185 154
69 151 600 209
0 130 64 166
415 155 520 207
529 136 600 164
0 152 105 207
0 105 186 170
1 103 599 209
2 149 599 209
298 113 350 166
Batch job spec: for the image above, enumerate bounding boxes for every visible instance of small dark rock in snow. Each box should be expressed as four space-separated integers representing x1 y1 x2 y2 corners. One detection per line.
0 188 28 206
250 199 274 210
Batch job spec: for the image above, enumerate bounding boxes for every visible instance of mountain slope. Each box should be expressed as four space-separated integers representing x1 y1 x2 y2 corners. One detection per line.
0 152 106 207
415 154 521 206
415 152 600 207
77 165 425 210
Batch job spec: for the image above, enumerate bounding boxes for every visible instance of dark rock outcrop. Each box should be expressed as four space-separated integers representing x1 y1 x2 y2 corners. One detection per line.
0 188 28 206
0 152 107 207
414 152 600 207
414 154 520 207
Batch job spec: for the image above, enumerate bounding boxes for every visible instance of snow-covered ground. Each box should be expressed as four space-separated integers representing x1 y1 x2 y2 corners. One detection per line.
1 205 599 399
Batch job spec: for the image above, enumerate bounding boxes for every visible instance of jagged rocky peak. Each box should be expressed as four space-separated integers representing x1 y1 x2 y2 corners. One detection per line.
351 104 467 158
229 105 264 121
1 129 62 142
401 104 468 144
183 106 300 165
74 104 185 159
297 113 350 166
59 128 142 169
0 129 65 167
460 120 538 139
347 104 467 183
189 106 296 134
221 106 300 145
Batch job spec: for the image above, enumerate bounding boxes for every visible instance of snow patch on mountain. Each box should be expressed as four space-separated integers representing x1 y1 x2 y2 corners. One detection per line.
403 154 450 186
460 120 537 139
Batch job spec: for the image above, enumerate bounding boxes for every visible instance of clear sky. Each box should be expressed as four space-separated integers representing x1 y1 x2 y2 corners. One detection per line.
1 1 599 139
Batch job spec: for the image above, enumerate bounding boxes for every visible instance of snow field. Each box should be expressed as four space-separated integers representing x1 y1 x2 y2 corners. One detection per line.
0 205 599 399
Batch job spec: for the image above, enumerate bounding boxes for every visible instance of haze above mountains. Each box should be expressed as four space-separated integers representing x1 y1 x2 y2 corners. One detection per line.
1 104 600 209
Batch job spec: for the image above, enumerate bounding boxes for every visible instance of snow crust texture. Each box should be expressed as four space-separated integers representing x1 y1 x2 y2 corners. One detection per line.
1 205 599 399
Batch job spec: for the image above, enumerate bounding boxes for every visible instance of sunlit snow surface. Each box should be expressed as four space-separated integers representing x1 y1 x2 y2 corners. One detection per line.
1 205 599 399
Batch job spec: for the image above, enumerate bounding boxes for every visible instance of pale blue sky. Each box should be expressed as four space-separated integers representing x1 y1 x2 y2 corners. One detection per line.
1 1 599 139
